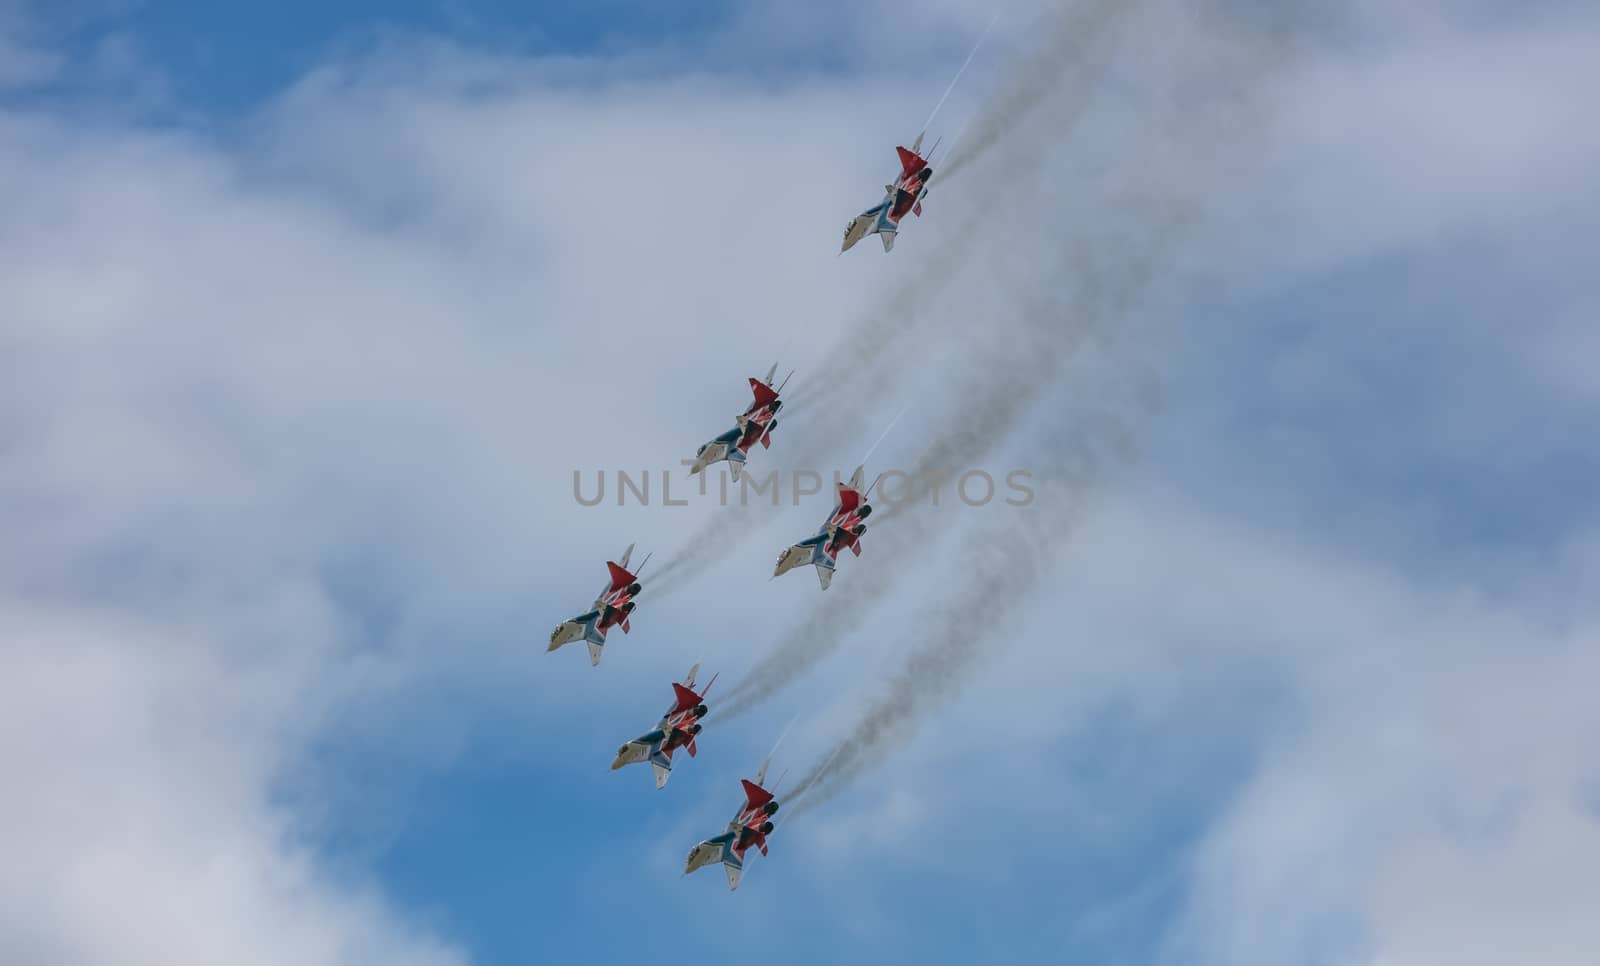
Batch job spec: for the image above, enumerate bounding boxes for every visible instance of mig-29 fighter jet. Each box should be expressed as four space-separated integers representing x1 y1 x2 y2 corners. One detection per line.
611 662 717 788
841 133 934 254
839 16 996 254
689 363 792 482
773 465 873 590
684 757 782 891
548 543 649 666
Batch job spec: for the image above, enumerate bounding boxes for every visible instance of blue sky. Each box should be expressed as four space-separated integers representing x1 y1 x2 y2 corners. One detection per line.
3 2 1600 966
109 0 731 106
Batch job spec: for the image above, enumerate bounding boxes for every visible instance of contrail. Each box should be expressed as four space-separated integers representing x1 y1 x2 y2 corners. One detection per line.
780 739 846 818
648 404 904 596
786 1 1310 807
939 0 1145 182
648 0 1149 597
765 714 798 762
717 225 1178 720
921 14 1000 135
788 0 1141 411
785 355 1151 811
719 0 1293 718
859 406 906 467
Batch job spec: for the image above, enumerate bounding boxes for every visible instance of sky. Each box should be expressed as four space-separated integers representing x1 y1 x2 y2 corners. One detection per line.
2 1 1599 965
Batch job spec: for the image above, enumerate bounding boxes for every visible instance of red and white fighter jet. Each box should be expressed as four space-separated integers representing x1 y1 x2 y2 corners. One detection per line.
611 663 718 788
684 757 782 891
773 465 874 590
841 134 934 254
689 363 792 482
548 543 648 666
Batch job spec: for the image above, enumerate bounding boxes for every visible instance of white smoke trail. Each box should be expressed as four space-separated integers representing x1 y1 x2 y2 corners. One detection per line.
921 14 1000 135
786 0 1309 808
718 0 1294 719
647 0 1148 597
938 0 1146 181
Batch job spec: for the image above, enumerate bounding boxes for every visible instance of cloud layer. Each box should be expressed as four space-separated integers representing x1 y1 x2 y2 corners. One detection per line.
2 2 1599 965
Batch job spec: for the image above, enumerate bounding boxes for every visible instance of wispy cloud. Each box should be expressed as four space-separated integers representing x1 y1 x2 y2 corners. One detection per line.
3 2 1599 964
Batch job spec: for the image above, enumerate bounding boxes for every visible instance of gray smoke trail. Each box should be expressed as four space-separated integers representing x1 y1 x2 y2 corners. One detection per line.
646 431 875 596
869 229 1174 528
715 239 1169 719
716 255 1172 721
648 0 1147 597
784 2 1309 810
938 0 1144 182
786 0 1142 412
785 395 1141 810
719 0 1294 719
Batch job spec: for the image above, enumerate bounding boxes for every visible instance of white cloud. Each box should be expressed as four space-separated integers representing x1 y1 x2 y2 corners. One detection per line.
3 1 1599 963
0 599 465 965
775 489 1600 962
0 27 933 966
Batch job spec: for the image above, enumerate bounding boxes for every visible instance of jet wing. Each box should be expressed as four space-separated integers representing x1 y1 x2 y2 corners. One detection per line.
685 833 743 888
550 613 607 665
842 211 876 252
610 735 656 770
685 837 726 874
690 436 734 476
774 538 824 579
548 613 596 651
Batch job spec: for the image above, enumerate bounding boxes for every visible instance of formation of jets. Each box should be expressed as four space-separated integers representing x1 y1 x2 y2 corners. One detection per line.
545 44 986 889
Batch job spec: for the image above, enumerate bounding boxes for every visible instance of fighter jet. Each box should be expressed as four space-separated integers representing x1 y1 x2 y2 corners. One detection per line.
689 364 792 482
773 465 873 590
684 758 781 891
548 543 648 666
841 134 933 254
838 15 996 254
611 662 717 788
